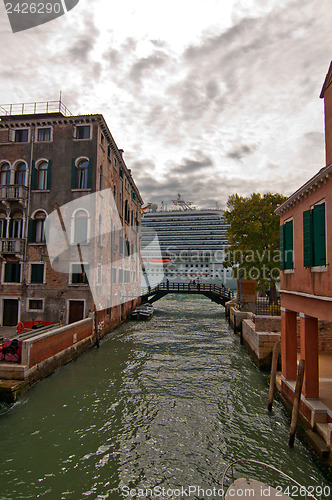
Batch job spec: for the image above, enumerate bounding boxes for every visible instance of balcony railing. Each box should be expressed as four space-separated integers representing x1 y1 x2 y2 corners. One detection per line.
0 185 28 203
1 238 24 255
0 99 72 117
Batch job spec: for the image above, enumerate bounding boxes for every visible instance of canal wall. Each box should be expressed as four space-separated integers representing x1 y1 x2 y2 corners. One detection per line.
0 298 141 402
226 302 332 465
0 318 95 401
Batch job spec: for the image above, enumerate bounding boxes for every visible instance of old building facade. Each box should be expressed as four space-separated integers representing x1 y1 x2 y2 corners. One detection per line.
276 63 332 429
0 101 142 331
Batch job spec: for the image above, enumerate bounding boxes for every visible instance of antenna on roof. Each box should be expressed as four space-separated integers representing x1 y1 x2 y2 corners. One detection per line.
171 193 193 210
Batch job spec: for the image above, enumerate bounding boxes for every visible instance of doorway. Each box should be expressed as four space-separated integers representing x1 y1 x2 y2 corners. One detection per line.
68 300 84 324
3 299 19 326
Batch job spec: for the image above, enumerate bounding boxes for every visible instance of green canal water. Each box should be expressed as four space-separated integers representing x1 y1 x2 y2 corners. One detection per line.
0 295 331 500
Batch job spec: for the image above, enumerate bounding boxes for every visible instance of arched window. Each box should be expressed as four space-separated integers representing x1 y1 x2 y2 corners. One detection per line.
0 212 7 238
14 162 27 185
37 161 48 190
28 210 47 243
77 160 89 189
73 210 89 244
0 163 10 186
9 211 23 238
34 211 46 243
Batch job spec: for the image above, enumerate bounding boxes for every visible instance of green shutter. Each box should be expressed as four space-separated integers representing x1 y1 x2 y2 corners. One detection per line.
313 203 326 266
31 160 37 190
31 264 44 283
71 159 77 189
47 159 52 190
87 158 93 189
16 263 21 282
284 220 294 270
280 225 285 270
303 209 313 267
28 220 35 242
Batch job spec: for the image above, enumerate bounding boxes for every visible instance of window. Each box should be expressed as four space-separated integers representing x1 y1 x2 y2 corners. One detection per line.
97 264 102 285
71 263 89 284
28 211 46 243
0 163 10 185
15 129 29 142
37 127 51 142
75 125 91 140
73 210 89 244
8 211 23 238
78 160 88 189
31 160 51 190
4 262 21 283
280 219 294 270
99 165 103 191
72 158 91 190
112 267 117 283
0 212 7 237
37 161 48 190
14 162 26 185
303 202 326 267
30 263 45 283
28 299 43 310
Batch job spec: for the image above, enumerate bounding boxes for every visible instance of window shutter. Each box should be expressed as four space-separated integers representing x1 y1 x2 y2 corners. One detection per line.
313 203 326 266
8 129 15 142
44 217 50 244
4 263 11 282
47 160 52 190
31 160 37 190
31 264 44 283
279 225 285 270
16 263 21 283
303 209 313 267
28 220 35 242
71 159 77 189
284 220 294 270
87 158 93 189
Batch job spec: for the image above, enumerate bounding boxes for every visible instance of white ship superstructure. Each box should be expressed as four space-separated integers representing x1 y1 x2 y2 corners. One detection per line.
141 196 235 289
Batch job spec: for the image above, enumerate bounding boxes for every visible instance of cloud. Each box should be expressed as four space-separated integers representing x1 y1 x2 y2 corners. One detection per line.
128 51 168 84
226 144 257 160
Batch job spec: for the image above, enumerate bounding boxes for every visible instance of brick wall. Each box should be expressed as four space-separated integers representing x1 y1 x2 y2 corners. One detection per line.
22 318 93 368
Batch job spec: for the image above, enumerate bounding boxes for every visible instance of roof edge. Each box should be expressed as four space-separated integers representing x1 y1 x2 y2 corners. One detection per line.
275 164 332 215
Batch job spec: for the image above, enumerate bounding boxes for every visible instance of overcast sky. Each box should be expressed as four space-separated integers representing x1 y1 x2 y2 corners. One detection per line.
0 0 331 209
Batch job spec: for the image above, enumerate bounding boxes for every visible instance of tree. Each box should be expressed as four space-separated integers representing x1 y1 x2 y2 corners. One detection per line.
223 192 287 303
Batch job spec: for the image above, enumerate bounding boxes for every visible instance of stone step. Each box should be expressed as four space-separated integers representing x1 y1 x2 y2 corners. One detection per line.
315 422 332 447
305 429 330 459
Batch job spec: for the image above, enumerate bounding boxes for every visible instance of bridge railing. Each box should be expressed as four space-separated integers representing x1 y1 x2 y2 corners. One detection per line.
142 282 234 299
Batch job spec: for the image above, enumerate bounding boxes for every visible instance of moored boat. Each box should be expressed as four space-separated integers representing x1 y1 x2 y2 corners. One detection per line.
129 303 154 320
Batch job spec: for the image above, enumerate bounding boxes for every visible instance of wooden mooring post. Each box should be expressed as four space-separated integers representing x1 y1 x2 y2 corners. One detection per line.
288 359 305 448
267 340 280 411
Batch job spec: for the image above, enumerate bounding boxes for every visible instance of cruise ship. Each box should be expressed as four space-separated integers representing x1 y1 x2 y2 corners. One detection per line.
141 195 235 289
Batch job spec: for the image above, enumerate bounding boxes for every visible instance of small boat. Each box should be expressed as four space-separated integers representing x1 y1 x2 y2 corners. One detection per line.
221 460 318 499
129 303 154 320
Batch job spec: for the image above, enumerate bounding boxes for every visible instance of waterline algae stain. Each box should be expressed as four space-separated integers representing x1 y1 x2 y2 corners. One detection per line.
0 295 330 498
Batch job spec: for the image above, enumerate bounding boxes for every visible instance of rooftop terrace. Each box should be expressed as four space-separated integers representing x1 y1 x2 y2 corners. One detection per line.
0 100 72 118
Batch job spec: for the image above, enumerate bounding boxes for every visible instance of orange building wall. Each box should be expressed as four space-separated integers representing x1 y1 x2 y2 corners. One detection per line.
324 83 332 166
280 179 332 299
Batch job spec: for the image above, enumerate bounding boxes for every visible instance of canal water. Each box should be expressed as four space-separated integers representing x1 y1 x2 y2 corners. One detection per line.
0 295 331 500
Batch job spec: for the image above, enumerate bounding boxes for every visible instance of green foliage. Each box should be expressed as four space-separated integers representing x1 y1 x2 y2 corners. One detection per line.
224 192 287 290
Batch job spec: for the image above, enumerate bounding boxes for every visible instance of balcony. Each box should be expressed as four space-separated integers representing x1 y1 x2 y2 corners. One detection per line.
1 238 24 256
0 185 28 206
